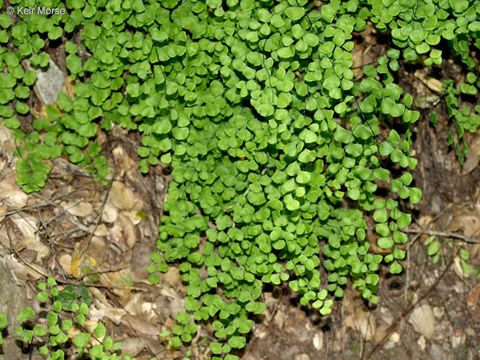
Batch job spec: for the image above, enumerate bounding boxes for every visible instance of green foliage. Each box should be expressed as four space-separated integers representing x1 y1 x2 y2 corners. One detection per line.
0 312 7 345
143 0 421 357
425 236 477 279
3 277 134 359
4 0 480 358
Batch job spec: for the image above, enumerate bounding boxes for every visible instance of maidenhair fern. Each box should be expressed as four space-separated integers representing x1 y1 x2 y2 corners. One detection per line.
149 1 420 357
2 0 480 358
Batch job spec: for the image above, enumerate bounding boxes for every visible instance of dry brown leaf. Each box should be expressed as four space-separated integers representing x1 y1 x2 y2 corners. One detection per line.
453 256 469 279
120 337 146 357
70 237 94 278
89 303 126 325
83 319 100 335
119 212 137 248
101 203 118 223
67 324 81 340
342 289 376 341
61 201 93 217
122 314 159 338
21 237 50 262
110 181 136 210
123 209 143 226
467 282 480 306
6 254 45 280
107 223 126 251
124 293 145 316
58 254 72 276
163 267 182 289
88 236 107 261
0 173 28 208
62 75 75 98
425 77 442 93
418 215 432 227
0 228 9 249
414 69 442 93
112 145 142 185
0 124 15 161
99 269 135 301
417 335 426 351
11 214 38 240
449 210 480 238
0 204 6 223
462 135 480 174
313 333 323 350
89 224 108 237
344 307 376 341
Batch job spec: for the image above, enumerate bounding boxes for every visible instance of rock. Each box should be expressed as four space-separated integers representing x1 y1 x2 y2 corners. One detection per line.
31 58 65 105
273 306 287 328
390 332 400 343
384 332 400 350
313 333 323 350
417 335 426 351
431 343 448 360
378 306 393 323
409 303 436 339
295 355 310 360
433 306 444 319
0 259 29 360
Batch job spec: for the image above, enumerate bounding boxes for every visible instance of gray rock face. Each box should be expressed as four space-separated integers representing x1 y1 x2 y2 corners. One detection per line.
31 58 66 105
0 258 29 359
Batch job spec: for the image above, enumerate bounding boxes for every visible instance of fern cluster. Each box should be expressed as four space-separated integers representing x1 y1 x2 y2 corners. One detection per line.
1 0 480 358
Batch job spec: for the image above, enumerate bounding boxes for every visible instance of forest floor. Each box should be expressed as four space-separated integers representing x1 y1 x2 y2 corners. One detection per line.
0 23 480 360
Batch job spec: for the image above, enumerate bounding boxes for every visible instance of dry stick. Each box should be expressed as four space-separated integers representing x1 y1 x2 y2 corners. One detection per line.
4 219 145 291
5 218 50 279
77 167 116 262
405 228 480 244
0 188 88 218
40 198 87 228
32 193 91 232
363 257 454 360
404 204 452 302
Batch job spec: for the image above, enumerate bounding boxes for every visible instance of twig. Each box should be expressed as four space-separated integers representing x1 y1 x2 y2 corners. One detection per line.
4 219 50 279
363 258 454 360
78 167 116 261
405 227 480 244
31 193 91 232
404 204 452 302
0 188 87 218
